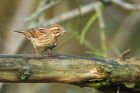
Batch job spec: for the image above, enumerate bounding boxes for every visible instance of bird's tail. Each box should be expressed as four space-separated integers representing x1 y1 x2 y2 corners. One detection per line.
14 30 24 34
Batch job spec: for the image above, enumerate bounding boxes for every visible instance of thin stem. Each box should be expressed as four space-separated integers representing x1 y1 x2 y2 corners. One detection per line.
96 3 107 57
71 30 102 54
80 12 98 44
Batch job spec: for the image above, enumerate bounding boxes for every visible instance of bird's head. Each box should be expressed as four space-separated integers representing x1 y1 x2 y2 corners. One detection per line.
48 24 66 37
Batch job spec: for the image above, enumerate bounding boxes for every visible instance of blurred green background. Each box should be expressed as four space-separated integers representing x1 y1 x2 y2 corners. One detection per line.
0 0 140 93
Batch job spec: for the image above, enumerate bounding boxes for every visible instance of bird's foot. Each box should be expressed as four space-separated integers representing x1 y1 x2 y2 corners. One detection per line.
44 49 56 58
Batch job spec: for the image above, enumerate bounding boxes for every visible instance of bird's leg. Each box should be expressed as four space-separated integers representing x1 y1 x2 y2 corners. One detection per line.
46 48 55 57
45 44 57 57
49 44 57 50
33 45 39 55
42 44 57 53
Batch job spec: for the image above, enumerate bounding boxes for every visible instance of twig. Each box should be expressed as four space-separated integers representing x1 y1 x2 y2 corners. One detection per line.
110 0 140 11
119 49 130 61
24 0 60 23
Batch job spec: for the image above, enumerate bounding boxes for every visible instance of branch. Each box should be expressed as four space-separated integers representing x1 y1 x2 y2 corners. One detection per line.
110 0 140 11
0 54 140 88
24 0 140 27
24 0 60 23
39 0 140 27
40 2 99 27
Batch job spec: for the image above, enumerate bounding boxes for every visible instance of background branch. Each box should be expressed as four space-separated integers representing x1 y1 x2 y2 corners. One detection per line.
25 0 60 24
40 2 99 27
110 0 140 11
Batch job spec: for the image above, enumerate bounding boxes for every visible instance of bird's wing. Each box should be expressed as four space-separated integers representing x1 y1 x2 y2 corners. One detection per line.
24 28 46 39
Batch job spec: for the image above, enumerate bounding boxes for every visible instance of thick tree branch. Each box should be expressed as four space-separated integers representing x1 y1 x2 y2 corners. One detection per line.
0 54 140 88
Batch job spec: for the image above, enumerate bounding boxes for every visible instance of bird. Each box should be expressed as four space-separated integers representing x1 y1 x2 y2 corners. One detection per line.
14 24 65 56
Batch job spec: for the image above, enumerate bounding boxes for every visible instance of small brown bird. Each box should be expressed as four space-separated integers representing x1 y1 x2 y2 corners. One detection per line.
14 24 65 55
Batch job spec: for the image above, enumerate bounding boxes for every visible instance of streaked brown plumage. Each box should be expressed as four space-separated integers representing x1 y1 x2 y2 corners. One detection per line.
14 24 65 55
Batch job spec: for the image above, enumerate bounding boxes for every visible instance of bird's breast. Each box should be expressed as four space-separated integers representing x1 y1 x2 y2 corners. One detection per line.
30 36 56 47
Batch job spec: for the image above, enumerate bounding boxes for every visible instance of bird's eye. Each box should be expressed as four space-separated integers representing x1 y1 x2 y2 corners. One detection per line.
57 28 60 30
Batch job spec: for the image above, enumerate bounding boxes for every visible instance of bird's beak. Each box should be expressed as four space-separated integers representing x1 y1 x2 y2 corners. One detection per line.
63 30 66 33
60 30 66 36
